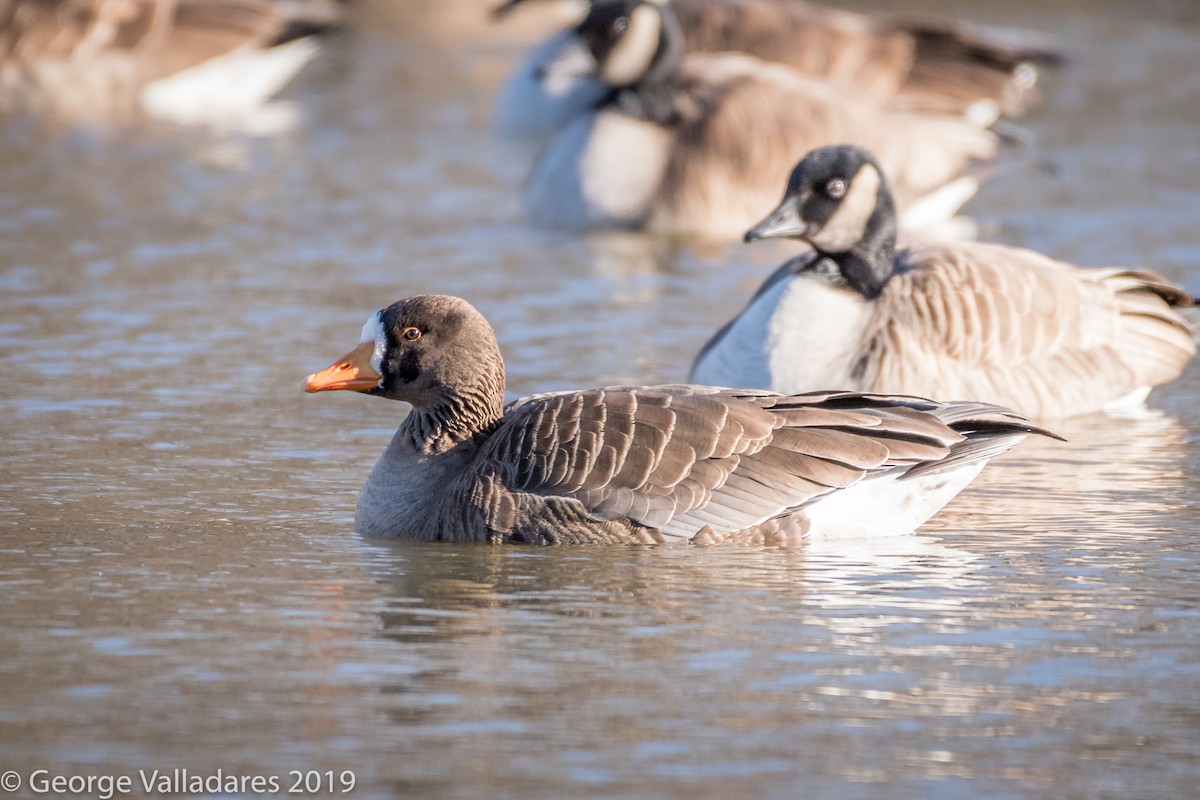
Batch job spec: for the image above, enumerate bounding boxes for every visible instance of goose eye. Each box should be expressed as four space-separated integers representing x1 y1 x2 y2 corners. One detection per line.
825 178 847 199
612 15 629 34
401 327 422 341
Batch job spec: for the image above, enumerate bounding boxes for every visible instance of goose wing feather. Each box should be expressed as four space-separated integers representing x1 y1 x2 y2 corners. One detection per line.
655 54 997 234
2 0 336 76
865 241 1196 418
671 0 1059 116
467 387 1030 541
672 0 912 101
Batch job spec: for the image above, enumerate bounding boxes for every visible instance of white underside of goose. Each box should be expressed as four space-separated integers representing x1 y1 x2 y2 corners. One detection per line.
524 111 672 228
896 175 981 242
797 460 987 542
656 458 992 544
139 37 319 132
493 30 611 139
690 271 873 392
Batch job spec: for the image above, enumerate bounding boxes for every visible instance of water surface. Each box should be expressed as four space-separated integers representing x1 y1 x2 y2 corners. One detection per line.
2 1 1199 798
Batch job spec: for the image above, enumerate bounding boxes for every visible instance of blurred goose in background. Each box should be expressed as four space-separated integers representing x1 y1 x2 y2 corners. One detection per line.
494 0 1059 138
521 0 1009 240
690 144 1197 420
303 294 1054 544
0 0 340 127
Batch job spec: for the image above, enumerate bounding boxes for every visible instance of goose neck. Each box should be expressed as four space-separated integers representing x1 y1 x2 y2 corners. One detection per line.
824 194 898 300
398 388 504 456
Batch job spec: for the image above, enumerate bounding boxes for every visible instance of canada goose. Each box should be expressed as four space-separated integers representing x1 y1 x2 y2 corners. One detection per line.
689 144 1197 420
0 0 339 125
521 0 1007 240
303 294 1054 544
493 0 1059 137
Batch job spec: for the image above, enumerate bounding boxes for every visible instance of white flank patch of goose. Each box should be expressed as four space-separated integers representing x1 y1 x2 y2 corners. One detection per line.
493 0 1060 137
0 0 339 126
303 294 1055 544
520 0 1009 241
690 144 1197 420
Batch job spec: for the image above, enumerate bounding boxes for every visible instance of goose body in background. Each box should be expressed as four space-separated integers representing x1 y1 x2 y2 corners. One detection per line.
494 25 612 139
0 0 339 126
303 294 1054 544
493 0 1059 137
521 0 1007 241
690 145 1197 420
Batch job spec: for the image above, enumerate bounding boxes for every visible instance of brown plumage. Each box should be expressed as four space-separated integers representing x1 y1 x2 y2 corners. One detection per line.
524 25 1003 239
645 54 999 238
691 145 1196 420
0 0 338 120
303 294 1053 544
499 0 1059 118
854 245 1195 418
666 0 1057 117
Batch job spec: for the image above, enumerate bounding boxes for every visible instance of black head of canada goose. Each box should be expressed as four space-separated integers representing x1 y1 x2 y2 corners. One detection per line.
304 294 1056 544
0 0 340 124
521 0 1011 240
493 0 1060 138
690 144 1197 420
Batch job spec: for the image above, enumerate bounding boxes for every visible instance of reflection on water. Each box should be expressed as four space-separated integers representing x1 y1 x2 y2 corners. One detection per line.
1 0 1199 797
358 510 1200 799
934 408 1195 536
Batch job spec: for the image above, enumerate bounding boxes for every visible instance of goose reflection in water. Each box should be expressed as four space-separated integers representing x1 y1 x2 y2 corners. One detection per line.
354 424 1195 794
929 407 1193 540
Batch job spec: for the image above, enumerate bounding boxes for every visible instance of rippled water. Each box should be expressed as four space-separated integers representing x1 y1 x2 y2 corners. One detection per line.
2 0 1199 797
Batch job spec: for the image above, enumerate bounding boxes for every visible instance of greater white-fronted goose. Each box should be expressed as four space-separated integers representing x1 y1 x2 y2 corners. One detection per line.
690 144 1197 420
0 0 339 124
521 0 1006 241
493 0 1059 137
303 294 1053 544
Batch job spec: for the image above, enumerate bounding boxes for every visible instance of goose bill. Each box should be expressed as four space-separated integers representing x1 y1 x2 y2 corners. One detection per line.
744 196 808 243
303 342 381 393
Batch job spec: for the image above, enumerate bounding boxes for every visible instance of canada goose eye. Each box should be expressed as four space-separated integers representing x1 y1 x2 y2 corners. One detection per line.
401 327 422 342
611 15 629 34
825 178 847 199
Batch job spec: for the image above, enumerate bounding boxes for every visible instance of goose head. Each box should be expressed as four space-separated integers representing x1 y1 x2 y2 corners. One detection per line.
303 295 506 420
537 0 684 89
744 145 900 299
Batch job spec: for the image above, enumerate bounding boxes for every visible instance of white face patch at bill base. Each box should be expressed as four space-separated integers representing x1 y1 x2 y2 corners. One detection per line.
360 311 388 377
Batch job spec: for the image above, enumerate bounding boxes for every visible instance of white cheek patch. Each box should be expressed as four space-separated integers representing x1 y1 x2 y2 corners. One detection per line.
809 163 881 253
359 311 388 377
602 5 662 86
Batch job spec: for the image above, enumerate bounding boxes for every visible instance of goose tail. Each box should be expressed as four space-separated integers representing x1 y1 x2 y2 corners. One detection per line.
893 17 1065 118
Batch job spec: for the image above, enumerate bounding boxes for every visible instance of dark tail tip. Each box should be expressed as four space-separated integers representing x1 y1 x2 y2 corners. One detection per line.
491 0 523 20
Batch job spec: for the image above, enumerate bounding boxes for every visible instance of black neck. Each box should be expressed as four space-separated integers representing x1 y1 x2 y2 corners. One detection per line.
640 3 685 87
598 3 685 123
608 82 680 125
818 190 899 300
